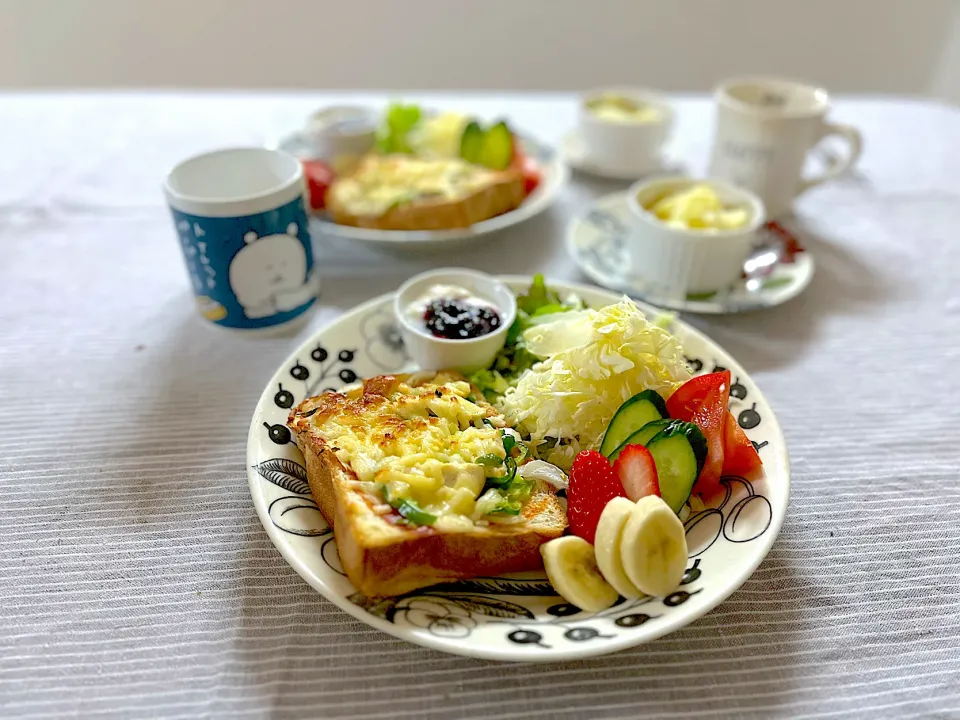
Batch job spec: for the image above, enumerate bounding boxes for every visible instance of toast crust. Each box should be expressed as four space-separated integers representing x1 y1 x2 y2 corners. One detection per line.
325 156 526 231
288 373 566 597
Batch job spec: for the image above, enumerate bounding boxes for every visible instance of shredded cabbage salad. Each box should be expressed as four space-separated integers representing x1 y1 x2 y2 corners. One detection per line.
495 298 692 470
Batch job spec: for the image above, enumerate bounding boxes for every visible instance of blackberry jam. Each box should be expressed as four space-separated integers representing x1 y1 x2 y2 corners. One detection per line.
423 298 501 339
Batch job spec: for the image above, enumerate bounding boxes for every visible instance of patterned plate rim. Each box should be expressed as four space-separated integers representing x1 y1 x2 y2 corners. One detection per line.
567 191 815 314
246 276 791 662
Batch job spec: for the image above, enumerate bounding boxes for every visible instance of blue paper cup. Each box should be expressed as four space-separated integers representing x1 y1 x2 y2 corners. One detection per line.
163 147 318 331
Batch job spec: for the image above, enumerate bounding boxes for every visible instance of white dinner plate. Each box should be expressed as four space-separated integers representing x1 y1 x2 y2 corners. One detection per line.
246 276 790 662
567 191 815 314
271 130 568 251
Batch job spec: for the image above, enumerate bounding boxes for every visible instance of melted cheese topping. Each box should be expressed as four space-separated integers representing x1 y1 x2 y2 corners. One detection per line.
331 155 493 217
310 380 506 523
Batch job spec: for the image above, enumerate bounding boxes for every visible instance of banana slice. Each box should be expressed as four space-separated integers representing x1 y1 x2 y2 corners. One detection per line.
541 536 619 612
594 498 643 599
620 495 689 597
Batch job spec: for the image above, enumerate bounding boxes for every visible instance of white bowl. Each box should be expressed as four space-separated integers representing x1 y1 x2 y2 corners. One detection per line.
578 88 674 171
393 268 517 373
304 105 378 161
625 176 766 297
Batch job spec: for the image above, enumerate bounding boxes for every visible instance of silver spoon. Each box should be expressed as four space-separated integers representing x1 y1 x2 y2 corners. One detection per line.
743 244 781 293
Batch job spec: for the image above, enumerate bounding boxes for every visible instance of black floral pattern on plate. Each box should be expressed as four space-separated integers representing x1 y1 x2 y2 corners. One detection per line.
582 209 631 281
342 562 708 647
263 422 294 446
351 585 537 639
253 458 330 537
359 306 409 372
684 475 773 557
264 344 359 444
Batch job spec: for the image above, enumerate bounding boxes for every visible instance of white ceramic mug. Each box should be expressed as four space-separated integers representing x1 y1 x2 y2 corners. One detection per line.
707 77 862 218
163 147 319 332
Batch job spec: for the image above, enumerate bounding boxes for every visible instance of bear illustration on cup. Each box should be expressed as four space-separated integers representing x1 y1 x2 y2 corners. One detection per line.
228 223 316 319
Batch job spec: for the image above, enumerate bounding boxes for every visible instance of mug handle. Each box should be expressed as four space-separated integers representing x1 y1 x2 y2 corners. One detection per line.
797 121 863 194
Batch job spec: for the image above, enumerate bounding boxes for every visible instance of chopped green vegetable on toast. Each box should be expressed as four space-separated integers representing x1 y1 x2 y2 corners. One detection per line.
468 274 583 402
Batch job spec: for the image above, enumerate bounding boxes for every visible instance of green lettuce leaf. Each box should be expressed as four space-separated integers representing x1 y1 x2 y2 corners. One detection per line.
376 103 422 154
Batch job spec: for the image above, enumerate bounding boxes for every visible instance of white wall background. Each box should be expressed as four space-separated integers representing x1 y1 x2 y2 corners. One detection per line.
1 0 958 100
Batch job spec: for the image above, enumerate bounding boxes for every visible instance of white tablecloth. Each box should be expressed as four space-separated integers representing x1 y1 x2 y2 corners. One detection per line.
2 92 959 719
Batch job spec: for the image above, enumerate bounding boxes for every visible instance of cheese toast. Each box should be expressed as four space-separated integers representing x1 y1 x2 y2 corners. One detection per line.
287 371 566 597
324 154 526 231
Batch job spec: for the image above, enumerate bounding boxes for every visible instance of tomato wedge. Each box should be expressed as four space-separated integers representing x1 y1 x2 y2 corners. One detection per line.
667 370 731 421
722 411 763 476
511 144 541 195
302 159 334 211
688 379 729 495
668 370 762 485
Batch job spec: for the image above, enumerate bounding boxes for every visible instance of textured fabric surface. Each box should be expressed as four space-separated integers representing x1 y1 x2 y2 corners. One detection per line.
1 93 959 719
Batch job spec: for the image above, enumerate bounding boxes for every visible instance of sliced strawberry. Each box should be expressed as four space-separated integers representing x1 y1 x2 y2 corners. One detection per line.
722 411 763 475
567 450 626 544
612 444 660 502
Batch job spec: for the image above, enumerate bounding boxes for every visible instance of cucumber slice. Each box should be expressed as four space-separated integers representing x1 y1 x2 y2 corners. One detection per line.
600 390 668 457
459 121 485 164
477 121 514 170
607 419 673 462
645 421 707 513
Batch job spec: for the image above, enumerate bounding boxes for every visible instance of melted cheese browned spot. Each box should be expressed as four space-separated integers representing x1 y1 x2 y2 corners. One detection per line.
300 377 508 524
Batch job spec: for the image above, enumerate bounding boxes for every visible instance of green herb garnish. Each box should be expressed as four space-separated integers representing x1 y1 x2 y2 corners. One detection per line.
376 103 422 154
468 275 582 403
483 475 512 491
475 453 504 468
516 274 560 315
395 499 437 526
381 484 436 525
762 276 793 290
501 430 517 456
492 499 522 515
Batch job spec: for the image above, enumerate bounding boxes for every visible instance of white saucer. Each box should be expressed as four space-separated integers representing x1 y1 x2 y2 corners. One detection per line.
567 191 815 314
560 132 673 180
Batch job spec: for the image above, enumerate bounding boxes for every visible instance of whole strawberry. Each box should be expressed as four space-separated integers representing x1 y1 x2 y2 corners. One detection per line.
567 450 626 544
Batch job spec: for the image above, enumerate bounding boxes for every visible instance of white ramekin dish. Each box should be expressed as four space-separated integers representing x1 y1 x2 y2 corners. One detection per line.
625 176 766 297
394 268 517 373
304 105 378 160
578 88 675 171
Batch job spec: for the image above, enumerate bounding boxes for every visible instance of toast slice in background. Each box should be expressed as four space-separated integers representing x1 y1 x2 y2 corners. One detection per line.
325 154 526 231
287 372 566 598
